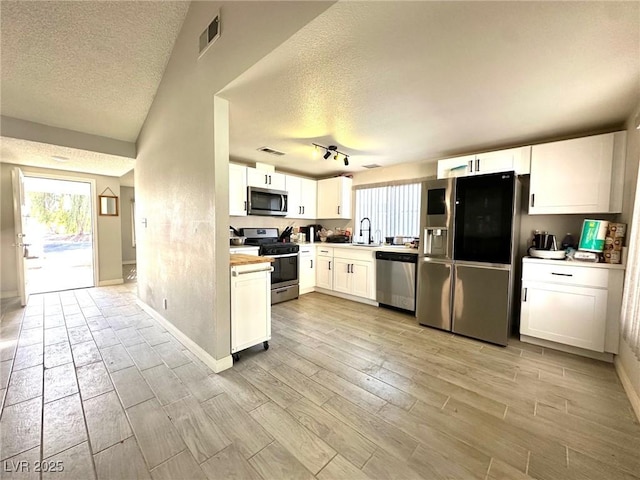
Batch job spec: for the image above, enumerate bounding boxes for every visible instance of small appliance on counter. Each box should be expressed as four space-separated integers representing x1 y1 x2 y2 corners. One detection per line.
299 224 323 243
527 230 565 259
326 234 351 243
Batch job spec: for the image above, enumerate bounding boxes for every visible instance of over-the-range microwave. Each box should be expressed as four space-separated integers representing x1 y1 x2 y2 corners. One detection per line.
247 186 288 216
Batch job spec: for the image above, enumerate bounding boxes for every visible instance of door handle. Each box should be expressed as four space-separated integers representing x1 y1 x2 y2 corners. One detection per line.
329 261 331 271
269 175 272 185
281 195 287 212
347 264 351 273
475 158 480 172
468 160 473 173
531 194 535 208
523 287 527 302
302 206 305 215
351 263 354 274
264 174 268 185
551 272 573 277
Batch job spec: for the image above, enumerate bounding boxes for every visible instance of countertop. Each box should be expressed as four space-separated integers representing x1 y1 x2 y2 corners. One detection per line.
523 257 626 270
295 242 419 254
230 254 274 267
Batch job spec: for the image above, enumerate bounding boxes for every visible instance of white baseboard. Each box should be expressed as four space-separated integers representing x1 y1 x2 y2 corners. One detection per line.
136 299 233 373
122 260 136 265
0 290 18 299
312 287 379 307
98 279 124 286
519 335 614 363
614 356 640 422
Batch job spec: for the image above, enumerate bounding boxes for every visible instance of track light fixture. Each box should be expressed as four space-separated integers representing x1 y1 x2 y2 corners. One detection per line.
312 143 351 167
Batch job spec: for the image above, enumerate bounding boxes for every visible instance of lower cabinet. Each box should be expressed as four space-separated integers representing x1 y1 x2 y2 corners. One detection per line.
311 245 376 303
519 258 624 354
299 246 316 294
333 258 373 299
230 262 272 354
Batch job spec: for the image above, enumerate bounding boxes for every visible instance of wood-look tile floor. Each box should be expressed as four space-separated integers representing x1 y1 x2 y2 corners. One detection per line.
1 287 639 480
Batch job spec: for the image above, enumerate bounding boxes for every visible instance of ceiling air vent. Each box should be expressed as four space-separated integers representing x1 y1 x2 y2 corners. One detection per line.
363 164 381 169
199 12 220 57
257 147 286 156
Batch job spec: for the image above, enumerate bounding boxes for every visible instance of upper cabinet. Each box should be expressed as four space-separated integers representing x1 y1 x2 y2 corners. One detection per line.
317 177 352 219
528 131 626 215
229 163 247 217
286 175 317 220
246 167 286 191
437 147 531 179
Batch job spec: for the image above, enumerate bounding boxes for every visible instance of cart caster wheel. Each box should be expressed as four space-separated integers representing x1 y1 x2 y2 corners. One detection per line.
232 353 240 362
263 341 269 350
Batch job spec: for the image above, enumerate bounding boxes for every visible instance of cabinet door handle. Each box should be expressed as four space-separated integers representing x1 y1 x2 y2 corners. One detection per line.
244 200 247 211
551 272 573 277
337 206 340 215
351 263 355 274
531 194 535 207
523 287 527 302
475 158 480 172
269 175 272 185
329 261 332 271
310 259 313 268
468 160 473 173
347 264 351 273
302 206 305 214
264 174 268 184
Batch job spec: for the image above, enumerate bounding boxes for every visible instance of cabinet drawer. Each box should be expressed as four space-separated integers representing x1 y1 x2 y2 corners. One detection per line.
522 262 608 288
333 247 375 262
317 246 334 257
299 246 315 255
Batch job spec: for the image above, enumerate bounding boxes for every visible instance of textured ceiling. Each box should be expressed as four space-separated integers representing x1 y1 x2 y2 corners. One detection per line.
0 1 189 143
0 137 135 178
220 1 640 178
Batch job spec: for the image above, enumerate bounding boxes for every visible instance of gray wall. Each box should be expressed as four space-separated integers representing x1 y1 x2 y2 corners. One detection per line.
120 186 136 264
135 1 334 362
0 163 123 296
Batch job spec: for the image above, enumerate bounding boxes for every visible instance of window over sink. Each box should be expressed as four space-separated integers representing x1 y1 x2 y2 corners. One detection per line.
354 182 420 243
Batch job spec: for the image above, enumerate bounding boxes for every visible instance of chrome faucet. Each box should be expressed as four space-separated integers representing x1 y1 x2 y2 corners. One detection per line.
374 229 382 245
359 217 373 244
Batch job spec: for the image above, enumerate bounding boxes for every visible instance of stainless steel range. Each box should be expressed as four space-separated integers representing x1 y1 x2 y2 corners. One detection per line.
241 228 299 304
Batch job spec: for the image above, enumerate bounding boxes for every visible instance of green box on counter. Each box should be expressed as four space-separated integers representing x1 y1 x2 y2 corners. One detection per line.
578 219 609 252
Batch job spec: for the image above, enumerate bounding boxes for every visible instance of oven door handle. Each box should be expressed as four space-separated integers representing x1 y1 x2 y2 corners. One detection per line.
269 253 299 258
232 267 274 276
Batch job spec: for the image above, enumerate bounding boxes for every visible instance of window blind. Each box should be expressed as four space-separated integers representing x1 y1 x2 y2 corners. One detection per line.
354 183 421 243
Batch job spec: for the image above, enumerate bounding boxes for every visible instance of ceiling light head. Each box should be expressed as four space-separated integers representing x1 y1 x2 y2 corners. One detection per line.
334 153 339 160
344 156 349 166
323 149 332 160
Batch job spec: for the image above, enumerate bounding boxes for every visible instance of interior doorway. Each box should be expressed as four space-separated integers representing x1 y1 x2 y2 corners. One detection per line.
22 175 96 294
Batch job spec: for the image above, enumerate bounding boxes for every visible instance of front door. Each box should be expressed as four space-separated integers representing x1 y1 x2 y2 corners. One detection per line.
11 167 28 306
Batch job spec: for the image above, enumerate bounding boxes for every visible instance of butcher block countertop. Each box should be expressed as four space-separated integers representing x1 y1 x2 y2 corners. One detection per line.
230 254 274 267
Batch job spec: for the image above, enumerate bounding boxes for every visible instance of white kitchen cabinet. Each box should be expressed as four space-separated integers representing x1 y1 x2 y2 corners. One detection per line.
246 166 286 190
286 175 317 219
332 258 373 298
520 258 624 355
317 177 352 219
299 245 316 294
230 262 273 356
229 163 247 216
528 131 626 214
333 248 376 300
437 155 475 179
316 246 333 290
437 147 531 179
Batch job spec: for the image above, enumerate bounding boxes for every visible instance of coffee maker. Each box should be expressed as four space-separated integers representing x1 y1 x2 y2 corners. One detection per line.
299 224 323 243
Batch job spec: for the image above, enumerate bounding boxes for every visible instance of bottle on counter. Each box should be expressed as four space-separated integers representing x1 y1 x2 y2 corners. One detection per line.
561 233 575 250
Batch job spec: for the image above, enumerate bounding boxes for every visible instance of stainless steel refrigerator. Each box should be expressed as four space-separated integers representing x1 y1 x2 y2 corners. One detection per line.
416 172 519 346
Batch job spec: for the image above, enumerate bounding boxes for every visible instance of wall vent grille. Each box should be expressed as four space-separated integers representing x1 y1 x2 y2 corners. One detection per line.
257 147 286 156
199 12 220 57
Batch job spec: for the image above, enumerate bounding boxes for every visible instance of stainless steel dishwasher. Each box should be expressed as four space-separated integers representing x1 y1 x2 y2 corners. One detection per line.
375 251 418 313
